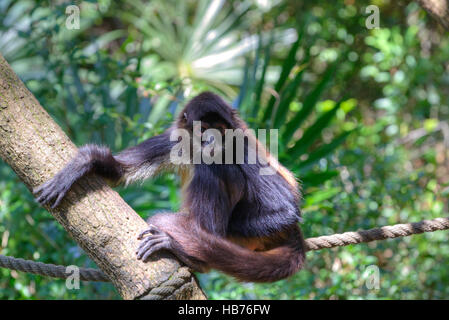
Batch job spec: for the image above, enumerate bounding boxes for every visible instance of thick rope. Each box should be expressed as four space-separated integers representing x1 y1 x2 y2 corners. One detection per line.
305 217 449 251
139 266 192 300
0 254 195 299
0 254 109 281
1 217 448 298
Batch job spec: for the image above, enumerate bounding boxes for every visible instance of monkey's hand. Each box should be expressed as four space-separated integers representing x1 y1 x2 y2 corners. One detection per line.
33 173 74 209
136 224 174 262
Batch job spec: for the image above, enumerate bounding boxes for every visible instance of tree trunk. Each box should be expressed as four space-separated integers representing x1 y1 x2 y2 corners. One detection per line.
417 0 449 30
0 54 206 300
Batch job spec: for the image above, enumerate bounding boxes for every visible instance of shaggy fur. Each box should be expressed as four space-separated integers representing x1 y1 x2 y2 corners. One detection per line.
34 92 306 282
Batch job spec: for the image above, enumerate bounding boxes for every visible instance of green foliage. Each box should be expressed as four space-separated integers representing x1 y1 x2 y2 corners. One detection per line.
0 0 448 300
236 37 354 194
119 0 296 124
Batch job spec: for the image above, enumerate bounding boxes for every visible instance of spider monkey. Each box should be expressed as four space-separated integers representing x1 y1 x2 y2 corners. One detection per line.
34 92 306 282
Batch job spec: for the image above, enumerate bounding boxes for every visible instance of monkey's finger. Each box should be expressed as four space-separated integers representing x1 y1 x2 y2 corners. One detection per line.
136 239 162 260
36 191 52 205
35 193 46 204
137 224 161 239
34 181 59 205
136 238 165 260
137 234 166 251
33 177 59 195
147 224 161 233
137 229 152 239
33 186 43 195
140 242 170 262
51 191 66 209
33 181 50 195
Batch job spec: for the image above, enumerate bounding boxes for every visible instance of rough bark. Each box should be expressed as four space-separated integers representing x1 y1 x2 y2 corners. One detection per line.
0 54 206 300
417 0 449 30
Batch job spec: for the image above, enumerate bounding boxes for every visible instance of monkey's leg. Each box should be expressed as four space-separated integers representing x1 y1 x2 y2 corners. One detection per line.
137 213 306 282
137 224 173 258
137 213 209 272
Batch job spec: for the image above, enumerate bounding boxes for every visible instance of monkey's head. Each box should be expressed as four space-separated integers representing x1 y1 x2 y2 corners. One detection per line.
178 92 239 130
177 92 246 157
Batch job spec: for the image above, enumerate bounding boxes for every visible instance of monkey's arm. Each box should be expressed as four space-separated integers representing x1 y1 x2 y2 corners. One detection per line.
34 129 175 208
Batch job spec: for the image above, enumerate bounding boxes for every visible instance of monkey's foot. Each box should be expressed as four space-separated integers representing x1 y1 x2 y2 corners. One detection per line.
137 224 173 261
33 175 72 209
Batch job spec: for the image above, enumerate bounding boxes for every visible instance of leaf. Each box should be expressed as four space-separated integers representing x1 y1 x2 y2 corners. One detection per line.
304 186 341 205
193 2 251 59
148 94 171 124
82 30 126 56
235 57 252 109
251 29 274 119
297 129 356 168
272 67 306 129
288 99 342 159
239 30 263 117
282 62 337 144
261 28 303 123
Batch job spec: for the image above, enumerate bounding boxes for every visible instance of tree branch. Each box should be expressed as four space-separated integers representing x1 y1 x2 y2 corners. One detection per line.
0 53 206 300
417 0 449 30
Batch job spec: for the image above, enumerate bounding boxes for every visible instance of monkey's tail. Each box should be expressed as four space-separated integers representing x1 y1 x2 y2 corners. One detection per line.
195 228 306 283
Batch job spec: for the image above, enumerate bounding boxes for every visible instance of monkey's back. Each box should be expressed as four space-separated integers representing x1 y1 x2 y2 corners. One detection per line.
226 162 301 238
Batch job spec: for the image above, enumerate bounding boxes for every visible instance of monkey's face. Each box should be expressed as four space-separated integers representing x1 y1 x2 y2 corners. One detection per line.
195 113 229 158
177 92 243 163
198 113 228 137
178 111 230 162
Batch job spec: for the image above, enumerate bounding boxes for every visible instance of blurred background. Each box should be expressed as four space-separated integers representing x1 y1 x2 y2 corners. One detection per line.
0 0 448 299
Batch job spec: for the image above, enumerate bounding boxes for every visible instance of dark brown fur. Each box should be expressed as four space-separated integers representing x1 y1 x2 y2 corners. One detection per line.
34 92 306 283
